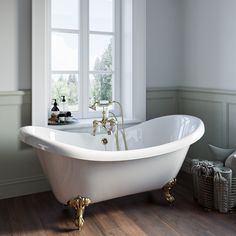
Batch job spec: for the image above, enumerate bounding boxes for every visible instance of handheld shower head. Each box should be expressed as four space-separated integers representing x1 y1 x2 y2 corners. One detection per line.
89 101 99 111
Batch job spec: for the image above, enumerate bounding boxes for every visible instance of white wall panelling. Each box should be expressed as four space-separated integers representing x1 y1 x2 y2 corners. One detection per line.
179 88 227 160
2 87 236 198
0 91 49 200
146 88 178 119
229 104 236 148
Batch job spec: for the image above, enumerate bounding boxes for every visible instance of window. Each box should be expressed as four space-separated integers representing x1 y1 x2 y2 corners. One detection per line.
50 0 120 118
32 0 146 127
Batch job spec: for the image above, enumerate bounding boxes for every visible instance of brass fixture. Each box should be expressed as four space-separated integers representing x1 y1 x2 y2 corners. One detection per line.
108 111 120 150
90 100 128 151
90 102 117 136
101 138 108 145
162 178 177 204
92 112 117 136
67 196 91 231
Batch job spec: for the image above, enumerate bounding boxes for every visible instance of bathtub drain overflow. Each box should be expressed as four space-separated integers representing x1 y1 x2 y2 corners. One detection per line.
101 138 108 145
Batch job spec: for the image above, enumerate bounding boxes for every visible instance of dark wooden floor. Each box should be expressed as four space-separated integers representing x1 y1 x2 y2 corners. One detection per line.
0 173 236 236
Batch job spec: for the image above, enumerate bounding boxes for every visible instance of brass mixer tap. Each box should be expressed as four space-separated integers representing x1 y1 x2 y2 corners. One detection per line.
89 100 128 151
90 101 117 136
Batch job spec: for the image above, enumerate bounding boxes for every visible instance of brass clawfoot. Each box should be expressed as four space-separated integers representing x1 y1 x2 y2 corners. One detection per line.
162 178 177 204
67 196 91 231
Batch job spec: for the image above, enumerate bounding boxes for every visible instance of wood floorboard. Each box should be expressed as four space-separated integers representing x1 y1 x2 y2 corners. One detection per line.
91 204 122 235
0 199 12 236
105 203 147 236
0 173 236 236
124 201 181 236
175 184 236 235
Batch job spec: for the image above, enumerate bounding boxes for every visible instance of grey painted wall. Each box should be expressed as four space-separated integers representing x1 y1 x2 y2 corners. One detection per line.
0 0 32 91
146 0 183 88
147 0 236 90
181 0 236 90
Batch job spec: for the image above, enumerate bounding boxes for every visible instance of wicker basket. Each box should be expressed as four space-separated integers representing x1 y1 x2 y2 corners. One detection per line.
214 167 232 213
191 160 236 213
229 177 236 212
198 175 214 209
191 160 223 209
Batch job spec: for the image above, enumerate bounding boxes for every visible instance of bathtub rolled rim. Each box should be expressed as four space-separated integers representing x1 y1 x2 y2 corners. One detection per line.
19 115 205 162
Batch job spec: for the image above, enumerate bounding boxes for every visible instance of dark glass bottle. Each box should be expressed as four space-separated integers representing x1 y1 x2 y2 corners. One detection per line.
51 99 59 112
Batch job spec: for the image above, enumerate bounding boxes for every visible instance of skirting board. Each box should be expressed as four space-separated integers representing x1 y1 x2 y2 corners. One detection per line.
0 175 50 200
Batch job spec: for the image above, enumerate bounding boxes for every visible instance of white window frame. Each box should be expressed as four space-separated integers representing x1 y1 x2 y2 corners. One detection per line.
50 0 120 119
83 0 121 118
32 0 146 128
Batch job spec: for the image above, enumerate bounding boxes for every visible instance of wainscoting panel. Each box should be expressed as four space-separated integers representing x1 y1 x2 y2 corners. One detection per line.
0 91 50 200
179 88 236 162
178 95 226 160
146 88 178 119
148 87 236 166
228 103 236 148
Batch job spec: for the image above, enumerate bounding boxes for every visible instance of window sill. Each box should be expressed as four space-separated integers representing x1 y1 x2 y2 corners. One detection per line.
48 118 142 132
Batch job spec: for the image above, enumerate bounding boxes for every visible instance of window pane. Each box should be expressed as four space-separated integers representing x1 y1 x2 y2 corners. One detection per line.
51 74 79 112
89 0 113 32
51 0 79 30
51 32 79 71
89 73 113 106
89 34 113 71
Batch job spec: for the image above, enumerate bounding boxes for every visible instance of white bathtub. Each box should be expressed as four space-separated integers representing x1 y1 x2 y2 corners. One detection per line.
19 115 204 204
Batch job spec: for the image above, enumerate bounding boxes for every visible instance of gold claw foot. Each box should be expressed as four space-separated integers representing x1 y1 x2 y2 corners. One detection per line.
67 196 91 231
162 178 177 204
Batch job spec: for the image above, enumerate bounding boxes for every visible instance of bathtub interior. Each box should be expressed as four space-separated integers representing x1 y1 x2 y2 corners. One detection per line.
121 115 198 151
22 115 202 152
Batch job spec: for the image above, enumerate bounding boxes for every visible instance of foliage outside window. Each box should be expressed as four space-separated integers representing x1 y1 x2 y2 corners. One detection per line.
89 40 112 105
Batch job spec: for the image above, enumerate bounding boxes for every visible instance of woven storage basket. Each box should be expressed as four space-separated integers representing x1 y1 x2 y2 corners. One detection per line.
191 160 223 209
214 167 232 213
229 177 236 212
191 160 236 212
198 175 214 209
